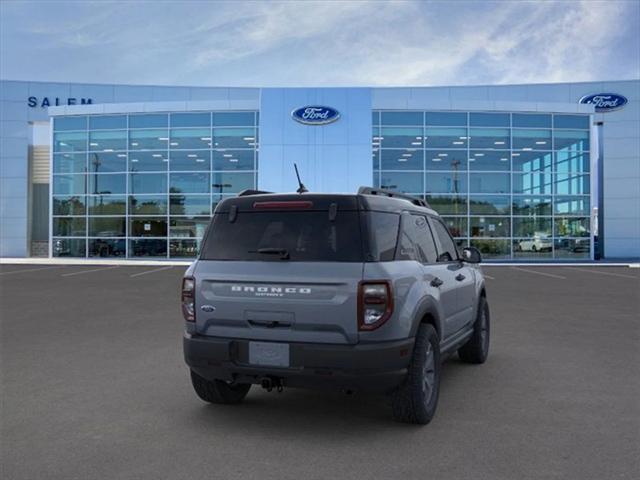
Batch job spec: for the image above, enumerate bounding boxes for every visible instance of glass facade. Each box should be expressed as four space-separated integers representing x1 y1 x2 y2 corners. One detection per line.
373 111 592 259
52 111 258 258
51 107 592 261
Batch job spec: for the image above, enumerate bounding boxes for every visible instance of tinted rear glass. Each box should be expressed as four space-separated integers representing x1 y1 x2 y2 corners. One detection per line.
200 211 363 261
367 212 399 261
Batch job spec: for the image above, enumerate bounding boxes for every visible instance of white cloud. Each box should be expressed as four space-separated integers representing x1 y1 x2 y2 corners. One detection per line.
1 0 638 86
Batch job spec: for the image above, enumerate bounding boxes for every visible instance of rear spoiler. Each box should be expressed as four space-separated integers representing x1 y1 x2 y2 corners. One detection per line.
237 189 273 196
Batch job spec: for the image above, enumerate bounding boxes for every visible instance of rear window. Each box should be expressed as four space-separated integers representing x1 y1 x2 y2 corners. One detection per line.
200 211 363 262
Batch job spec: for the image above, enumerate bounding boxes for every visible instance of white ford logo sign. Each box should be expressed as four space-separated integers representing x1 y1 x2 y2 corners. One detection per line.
579 93 628 112
291 106 340 125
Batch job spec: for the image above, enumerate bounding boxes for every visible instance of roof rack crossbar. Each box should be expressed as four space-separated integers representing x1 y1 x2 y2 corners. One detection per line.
357 187 431 209
237 189 273 197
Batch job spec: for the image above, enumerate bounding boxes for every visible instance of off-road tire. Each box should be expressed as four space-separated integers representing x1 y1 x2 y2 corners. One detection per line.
458 296 490 364
190 370 251 404
391 324 441 425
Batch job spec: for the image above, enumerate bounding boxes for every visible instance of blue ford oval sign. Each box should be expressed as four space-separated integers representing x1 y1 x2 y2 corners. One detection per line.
579 93 628 112
291 106 340 125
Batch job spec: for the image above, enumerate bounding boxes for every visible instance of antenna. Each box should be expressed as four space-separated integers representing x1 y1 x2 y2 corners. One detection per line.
294 163 308 193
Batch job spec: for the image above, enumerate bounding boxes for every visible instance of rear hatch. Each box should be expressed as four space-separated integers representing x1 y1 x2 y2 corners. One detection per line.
193 195 364 345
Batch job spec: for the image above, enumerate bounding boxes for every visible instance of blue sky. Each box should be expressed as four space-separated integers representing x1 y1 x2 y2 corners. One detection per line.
1 0 638 86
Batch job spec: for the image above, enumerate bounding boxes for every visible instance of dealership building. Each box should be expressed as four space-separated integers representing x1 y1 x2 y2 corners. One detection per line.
0 79 638 261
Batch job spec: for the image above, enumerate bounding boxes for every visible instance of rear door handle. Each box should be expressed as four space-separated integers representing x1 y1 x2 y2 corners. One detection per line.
455 274 466 281
430 277 444 287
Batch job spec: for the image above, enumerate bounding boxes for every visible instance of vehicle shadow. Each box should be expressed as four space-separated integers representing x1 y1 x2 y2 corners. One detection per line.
181 358 478 438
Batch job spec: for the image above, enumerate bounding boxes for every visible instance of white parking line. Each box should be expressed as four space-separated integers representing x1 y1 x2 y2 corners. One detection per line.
511 266 566 279
0 266 65 276
129 266 174 277
483 274 495 280
563 266 639 279
61 266 119 277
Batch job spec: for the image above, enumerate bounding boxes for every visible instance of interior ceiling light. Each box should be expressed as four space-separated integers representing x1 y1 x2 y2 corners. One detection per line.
117 154 126 158
494 141 505 145
196 159 205 163
201 137 212 141
89 142 98 146
229 158 238 163
535 141 547 144
158 137 169 141
522 147 533 151
130 159 139 163
152 154 163 158
500 157 509 161
431 158 442 162
474 153 485 157
411 141 422 145
188 154 197 158
131 142 138 146
438 153 448 157
512 153 520 156
402 153 412 157
170 142 178 146
398 158 408 162
223 154 233 158
452 141 464 145
243 137 255 141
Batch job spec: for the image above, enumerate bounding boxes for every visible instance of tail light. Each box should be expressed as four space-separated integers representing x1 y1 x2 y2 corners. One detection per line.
358 281 393 331
253 201 313 209
181 276 195 322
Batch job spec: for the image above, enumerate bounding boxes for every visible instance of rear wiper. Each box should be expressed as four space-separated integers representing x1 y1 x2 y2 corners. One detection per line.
250 247 290 260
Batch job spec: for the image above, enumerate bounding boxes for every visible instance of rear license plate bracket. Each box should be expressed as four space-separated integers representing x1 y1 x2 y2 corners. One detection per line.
248 341 290 367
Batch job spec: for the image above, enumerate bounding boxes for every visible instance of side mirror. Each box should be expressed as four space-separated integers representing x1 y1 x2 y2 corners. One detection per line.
462 246 482 264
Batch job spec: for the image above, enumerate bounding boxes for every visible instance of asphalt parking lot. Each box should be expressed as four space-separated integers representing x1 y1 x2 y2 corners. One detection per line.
1 264 639 480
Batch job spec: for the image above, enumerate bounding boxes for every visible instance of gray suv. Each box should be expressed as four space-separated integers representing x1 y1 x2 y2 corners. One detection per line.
182 187 490 424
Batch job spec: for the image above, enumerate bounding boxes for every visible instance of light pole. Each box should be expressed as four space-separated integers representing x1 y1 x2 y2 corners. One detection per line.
212 183 232 196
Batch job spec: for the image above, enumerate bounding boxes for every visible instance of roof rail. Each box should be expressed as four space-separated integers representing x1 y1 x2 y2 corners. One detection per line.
357 187 431 209
237 189 273 197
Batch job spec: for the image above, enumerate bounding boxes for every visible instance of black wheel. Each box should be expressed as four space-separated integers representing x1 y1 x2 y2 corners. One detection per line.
391 324 441 425
458 296 490 364
190 370 251 404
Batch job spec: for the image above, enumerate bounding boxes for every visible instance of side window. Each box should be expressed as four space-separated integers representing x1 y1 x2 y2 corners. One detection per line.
395 214 421 261
429 218 459 262
412 215 438 263
368 212 400 261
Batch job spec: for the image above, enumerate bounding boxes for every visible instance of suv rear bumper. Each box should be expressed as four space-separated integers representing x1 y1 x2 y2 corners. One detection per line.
184 333 415 393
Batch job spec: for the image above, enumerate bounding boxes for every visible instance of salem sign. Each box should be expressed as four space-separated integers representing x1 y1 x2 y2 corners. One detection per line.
28 97 93 108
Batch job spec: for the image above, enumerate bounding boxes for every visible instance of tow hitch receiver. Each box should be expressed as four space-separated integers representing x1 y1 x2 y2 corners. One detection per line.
260 376 284 393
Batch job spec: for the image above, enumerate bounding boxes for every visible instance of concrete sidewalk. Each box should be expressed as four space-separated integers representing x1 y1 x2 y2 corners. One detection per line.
1 257 637 268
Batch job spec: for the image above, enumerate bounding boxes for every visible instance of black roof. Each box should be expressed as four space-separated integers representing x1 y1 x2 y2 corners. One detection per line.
215 188 438 216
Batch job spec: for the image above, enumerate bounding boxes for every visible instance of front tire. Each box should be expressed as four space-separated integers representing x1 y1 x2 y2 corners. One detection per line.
190 370 251 404
458 296 490 364
391 324 441 425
